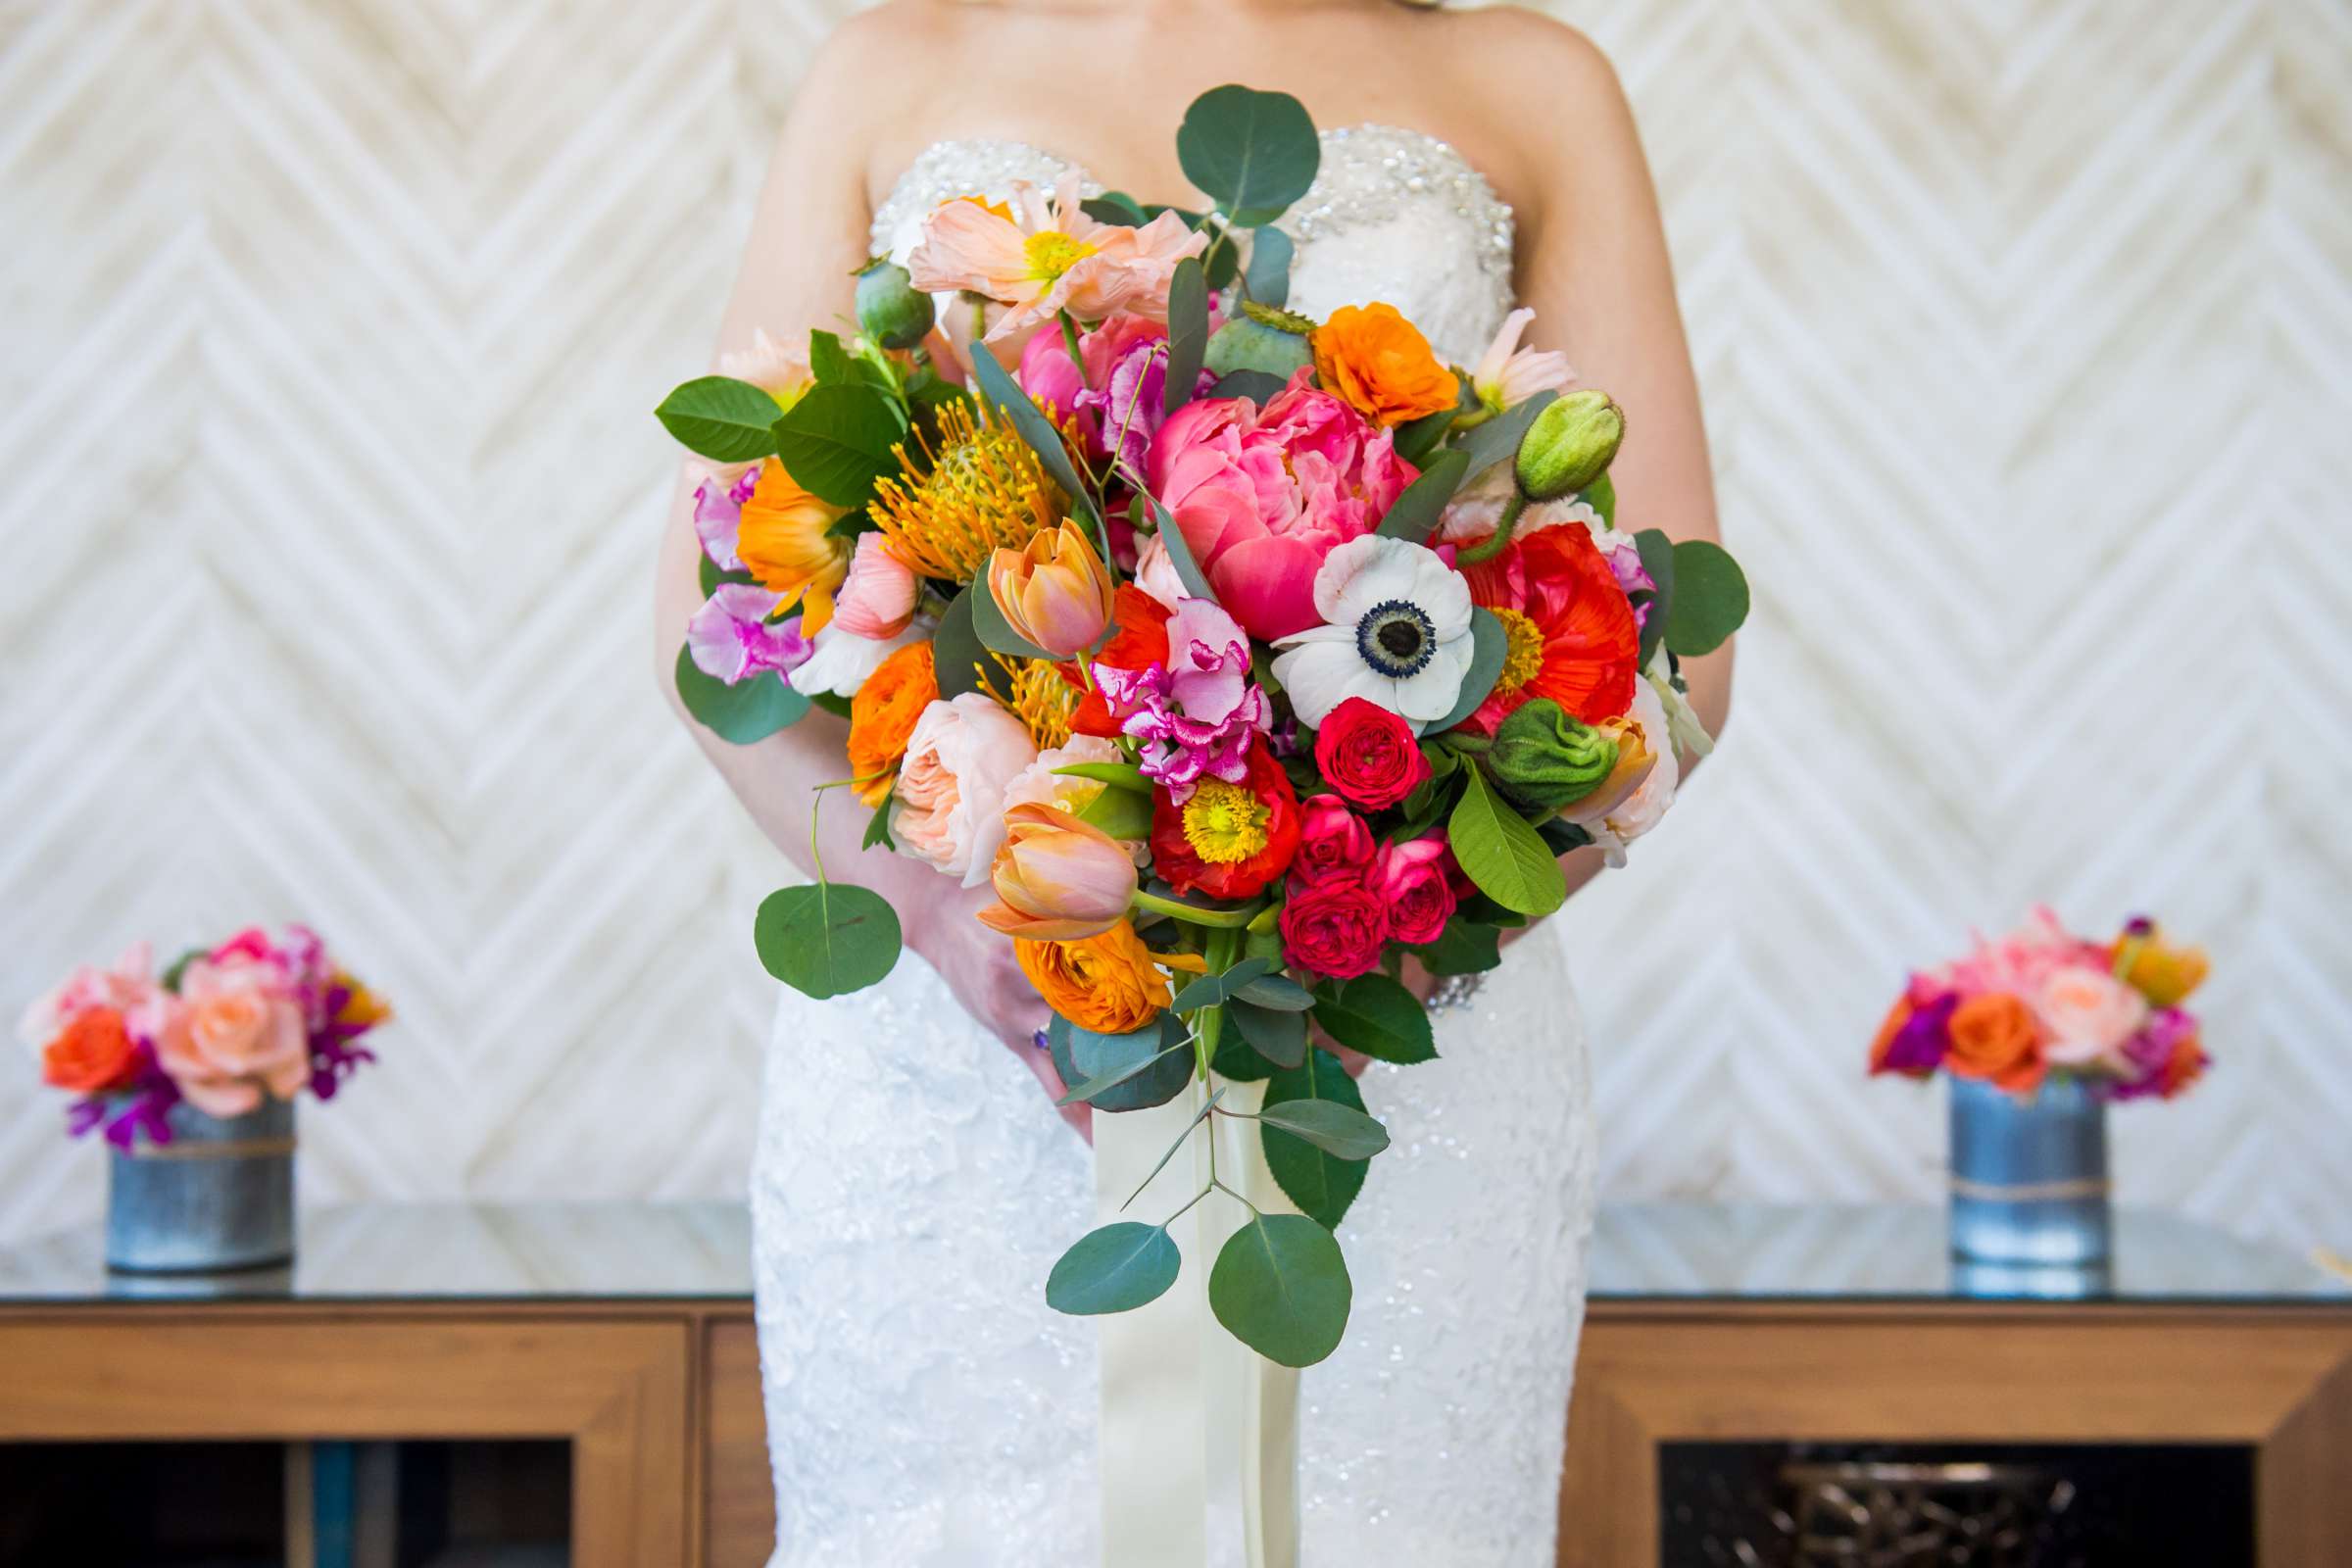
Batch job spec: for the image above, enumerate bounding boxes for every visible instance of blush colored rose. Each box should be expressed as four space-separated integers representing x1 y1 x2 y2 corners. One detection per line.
892 694 1040 887
1279 876 1389 980
1292 795 1376 884
1312 697 1432 811
2031 967 2149 1069
1374 836 1458 947
158 960 310 1118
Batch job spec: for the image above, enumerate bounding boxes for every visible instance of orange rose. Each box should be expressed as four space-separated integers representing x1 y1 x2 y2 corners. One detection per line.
1944 993 2046 1094
40 1007 139 1094
1311 303 1460 428
1016 920 1204 1036
737 460 851 634
846 641 938 805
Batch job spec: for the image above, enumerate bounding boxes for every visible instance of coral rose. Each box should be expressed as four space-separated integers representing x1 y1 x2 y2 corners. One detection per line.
1311 303 1461 428
159 959 311 1117
1016 920 1203 1036
1942 993 2045 1095
891 693 1039 886
40 1007 140 1094
846 641 938 806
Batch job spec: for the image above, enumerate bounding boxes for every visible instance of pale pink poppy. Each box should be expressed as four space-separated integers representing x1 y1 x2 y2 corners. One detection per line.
830 533 920 640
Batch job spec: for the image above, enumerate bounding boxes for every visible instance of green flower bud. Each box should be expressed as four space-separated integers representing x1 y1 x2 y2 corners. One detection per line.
1203 314 1314 380
1486 699 1619 810
854 259 935 351
1514 389 1624 502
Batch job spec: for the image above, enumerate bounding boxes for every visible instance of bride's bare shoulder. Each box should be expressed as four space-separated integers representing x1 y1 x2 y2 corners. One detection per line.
1432 4 1620 94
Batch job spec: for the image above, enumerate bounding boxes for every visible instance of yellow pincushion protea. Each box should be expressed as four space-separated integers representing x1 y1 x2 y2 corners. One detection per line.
995 655 1080 752
872 401 1063 582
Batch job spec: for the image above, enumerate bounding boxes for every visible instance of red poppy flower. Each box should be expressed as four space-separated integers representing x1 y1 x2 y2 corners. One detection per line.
1148 738 1301 902
1461 524 1639 732
1064 584 1171 738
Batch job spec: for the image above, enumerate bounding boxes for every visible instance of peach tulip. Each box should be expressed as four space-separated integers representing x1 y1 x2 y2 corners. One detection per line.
987 519 1113 659
978 803 1139 940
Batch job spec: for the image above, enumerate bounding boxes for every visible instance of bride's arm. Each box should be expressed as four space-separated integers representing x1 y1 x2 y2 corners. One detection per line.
652 35 1066 1117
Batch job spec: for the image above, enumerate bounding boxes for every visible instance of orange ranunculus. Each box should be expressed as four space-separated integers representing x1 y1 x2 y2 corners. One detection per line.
1943 993 2046 1094
988 519 1114 659
40 1007 139 1094
846 641 938 805
1015 920 1205 1036
1310 303 1461 428
737 460 852 635
978 803 1139 940
2110 927 2209 1007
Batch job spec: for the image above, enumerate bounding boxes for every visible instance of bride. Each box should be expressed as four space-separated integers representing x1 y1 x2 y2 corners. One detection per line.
655 1 1729 1561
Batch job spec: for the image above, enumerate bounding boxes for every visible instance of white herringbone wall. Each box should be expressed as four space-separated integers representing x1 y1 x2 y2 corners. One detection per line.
2 1 2346 1250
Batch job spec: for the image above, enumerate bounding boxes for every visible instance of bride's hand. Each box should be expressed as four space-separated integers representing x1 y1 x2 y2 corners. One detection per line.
906 880 1092 1142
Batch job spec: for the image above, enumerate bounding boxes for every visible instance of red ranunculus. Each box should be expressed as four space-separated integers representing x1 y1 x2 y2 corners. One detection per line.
1292 795 1376 884
1066 584 1172 738
1373 835 1457 947
1279 875 1390 979
1148 738 1301 902
1312 696 1432 811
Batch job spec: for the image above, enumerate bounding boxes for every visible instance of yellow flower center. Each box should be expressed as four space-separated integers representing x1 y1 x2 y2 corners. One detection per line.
1492 607 1546 693
1024 230 1098 283
1180 779 1270 864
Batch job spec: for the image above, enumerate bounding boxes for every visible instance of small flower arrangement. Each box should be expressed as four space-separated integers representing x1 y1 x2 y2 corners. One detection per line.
1870 906 2210 1101
18 925 389 1148
659 86 1749 1367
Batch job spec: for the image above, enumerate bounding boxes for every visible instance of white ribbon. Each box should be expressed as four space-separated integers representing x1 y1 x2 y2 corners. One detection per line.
1095 1075 1301 1568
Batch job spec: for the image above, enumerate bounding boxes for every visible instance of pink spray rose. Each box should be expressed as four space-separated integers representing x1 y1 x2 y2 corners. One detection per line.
1374 835 1459 947
1291 795 1377 884
17 943 172 1051
1145 368 1416 640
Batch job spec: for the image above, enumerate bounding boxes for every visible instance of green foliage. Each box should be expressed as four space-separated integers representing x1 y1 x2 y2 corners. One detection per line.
1634 528 1676 669
1446 766 1568 917
1212 1031 1281 1081
1054 760 1152 792
969 574 1054 661
1162 258 1210 416
1662 539 1749 657
1142 495 1215 602
1393 385 1470 468
656 376 783 464
1176 85 1322 228
1209 1212 1352 1367
673 645 809 744
1431 607 1508 733
1171 956 1276 1012
1259 1049 1371 1226
698 554 754 599
1048 1014 1194 1111
1582 472 1616 527
1375 449 1469 541
1256 1099 1389 1160
1207 368 1287 405
1047 1222 1181 1316
861 794 896 852
1080 191 1150 226
1412 918 1503 976
1246 225 1294 307
1073 784 1154 841
1458 388 1556 482
1310 974 1438 1065
1228 1000 1307 1068
931 588 1011 702
753 882 902 999
771 383 906 509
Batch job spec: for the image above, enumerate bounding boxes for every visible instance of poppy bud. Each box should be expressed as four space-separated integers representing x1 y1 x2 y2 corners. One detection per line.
1515 389 1624 502
855 259 936 351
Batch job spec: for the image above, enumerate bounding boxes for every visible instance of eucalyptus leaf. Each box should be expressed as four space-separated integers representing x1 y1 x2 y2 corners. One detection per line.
1207 369 1287 405
697 554 754 599
1047 1222 1181 1316
1049 1013 1194 1111
1459 388 1557 483
1232 972 1315 1012
1171 956 1277 1013
1176 85 1322 228
1228 1000 1307 1068
1537 817 1594 858
1430 607 1508 733
1143 495 1216 603
1209 1212 1352 1367
1197 218 1242 292
1375 449 1470 541
1246 225 1294 307
1212 1031 1281 1081
1634 528 1677 668
967 341 1098 524
1447 766 1567 917
753 882 902 999
1393 392 1465 468
1310 974 1437 1065
1163 258 1209 416
656 376 782 464
1259 1050 1368 1227
1662 539 1749 657
1582 472 1616 527
969 573 1054 661
1081 191 1150 226
673 645 809 744
932 588 1010 701
772 383 906 509
1255 1099 1390 1160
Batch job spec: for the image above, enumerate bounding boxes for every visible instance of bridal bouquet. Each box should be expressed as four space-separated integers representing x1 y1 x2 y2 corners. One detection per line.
1870 906 2211 1101
20 925 390 1149
662 85 1747 1366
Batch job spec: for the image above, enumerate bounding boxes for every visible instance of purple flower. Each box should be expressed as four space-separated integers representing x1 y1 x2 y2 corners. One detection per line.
1883 991 1956 1074
2109 1005 2194 1101
1601 537 1655 629
1094 598 1271 800
1076 338 1215 484
68 1039 183 1151
693 466 760 571
687 585 810 684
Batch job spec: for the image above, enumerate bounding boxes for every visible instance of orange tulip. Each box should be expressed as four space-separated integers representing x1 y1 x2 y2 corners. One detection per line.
978 803 1138 940
987 519 1113 658
2109 926 2209 1007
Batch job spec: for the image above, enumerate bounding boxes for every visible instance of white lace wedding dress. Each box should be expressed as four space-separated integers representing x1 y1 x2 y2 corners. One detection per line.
752 126 1596 1568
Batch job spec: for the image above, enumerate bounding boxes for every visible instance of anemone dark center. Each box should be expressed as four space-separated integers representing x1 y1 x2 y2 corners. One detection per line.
1356 600 1437 678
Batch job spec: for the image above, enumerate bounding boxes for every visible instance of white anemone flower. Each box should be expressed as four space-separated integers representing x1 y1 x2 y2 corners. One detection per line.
791 614 932 699
1272 536 1475 732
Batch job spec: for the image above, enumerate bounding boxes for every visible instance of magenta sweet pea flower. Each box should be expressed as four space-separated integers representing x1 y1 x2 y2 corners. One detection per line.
687 585 810 684
693 466 760 571
1094 598 1271 800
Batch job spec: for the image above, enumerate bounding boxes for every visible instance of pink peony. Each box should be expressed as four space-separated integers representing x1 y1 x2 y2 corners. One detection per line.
156 958 310 1118
1291 796 1377 884
687 585 809 684
891 695 1040 887
1929 906 2109 999
1374 835 1458 947
1145 369 1416 640
18 943 172 1051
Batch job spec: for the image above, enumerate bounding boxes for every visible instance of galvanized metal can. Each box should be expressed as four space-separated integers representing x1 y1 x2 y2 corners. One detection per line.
105 1099 296 1273
1947 1075 2110 1265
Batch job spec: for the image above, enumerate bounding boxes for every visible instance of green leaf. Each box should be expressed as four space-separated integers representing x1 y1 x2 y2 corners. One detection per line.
1207 369 1286 405
1459 388 1557 483
1662 539 1749 657
160 947 205 992
1163 258 1210 416
1197 217 1243 292
697 553 754 599
1255 1099 1390 1160
1246 225 1294 307
1048 1222 1181 1316
969 573 1054 661
1430 606 1508 733
1312 974 1437 1064
1212 1031 1281 1081
1634 528 1676 669
1143 494 1215 603
1048 1014 1194 1111
1054 760 1152 792
1537 817 1593 858
1074 784 1154 841
1233 972 1315 1011
1209 1212 1352 1367
807 329 854 385
1176 85 1323 228
861 794 896 852
809 690 852 719
673 644 809 744
931 587 1010 702
771 383 906 509
1228 999 1307 1068
1393 390 1466 468
656 376 782 464
1447 766 1567 917
967 340 1097 524
1260 1049 1369 1226
1375 448 1470 541
1081 191 1150 226
753 882 902 999
1171 956 1277 1013
1582 472 1616 527
1411 919 1502 976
